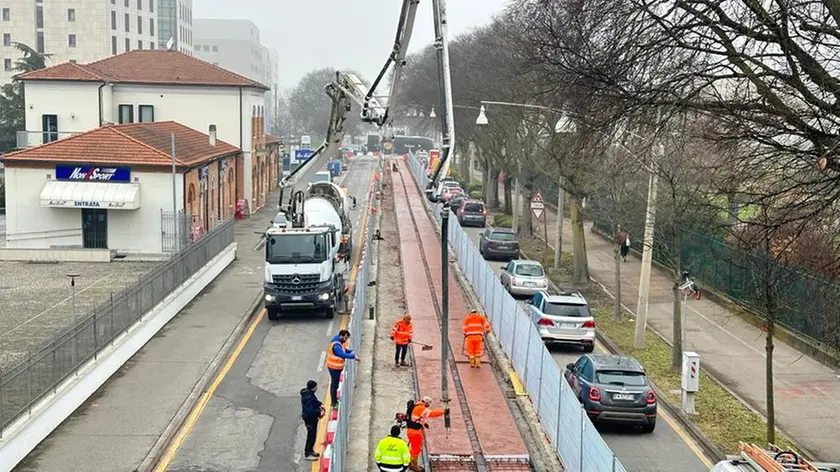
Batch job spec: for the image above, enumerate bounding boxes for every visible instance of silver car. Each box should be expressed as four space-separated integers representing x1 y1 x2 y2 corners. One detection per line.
500 260 548 296
526 290 595 352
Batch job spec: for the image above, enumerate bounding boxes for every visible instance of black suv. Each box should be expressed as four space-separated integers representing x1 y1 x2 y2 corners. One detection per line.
457 200 487 227
479 228 519 260
564 354 657 433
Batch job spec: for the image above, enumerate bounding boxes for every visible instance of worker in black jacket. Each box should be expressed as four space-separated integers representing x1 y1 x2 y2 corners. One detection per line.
300 380 325 460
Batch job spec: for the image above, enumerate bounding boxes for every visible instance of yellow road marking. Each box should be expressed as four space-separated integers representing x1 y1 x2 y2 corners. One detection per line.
311 169 376 472
593 340 715 468
154 308 267 472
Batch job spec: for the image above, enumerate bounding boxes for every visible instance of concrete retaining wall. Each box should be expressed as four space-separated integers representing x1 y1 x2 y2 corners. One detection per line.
0 248 113 262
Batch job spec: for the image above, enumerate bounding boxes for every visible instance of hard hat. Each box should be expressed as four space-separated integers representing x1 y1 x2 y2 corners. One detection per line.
403 312 412 321
422 396 433 405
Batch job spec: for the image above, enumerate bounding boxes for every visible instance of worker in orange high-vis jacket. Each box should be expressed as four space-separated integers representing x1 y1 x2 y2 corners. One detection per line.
462 310 491 368
390 313 413 367
404 396 448 472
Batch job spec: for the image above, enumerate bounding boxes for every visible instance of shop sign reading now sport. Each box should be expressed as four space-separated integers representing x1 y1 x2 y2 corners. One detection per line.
55 166 131 182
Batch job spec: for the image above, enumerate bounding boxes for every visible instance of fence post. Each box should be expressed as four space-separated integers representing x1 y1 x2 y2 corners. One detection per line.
93 313 98 360
511 305 519 365
110 292 116 344
537 347 545 411
27 349 33 415
580 408 585 472
0 369 4 435
556 373 563 445
523 319 531 384
613 454 618 472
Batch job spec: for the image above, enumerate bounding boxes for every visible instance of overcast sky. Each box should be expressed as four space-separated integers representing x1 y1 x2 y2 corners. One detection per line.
194 0 510 90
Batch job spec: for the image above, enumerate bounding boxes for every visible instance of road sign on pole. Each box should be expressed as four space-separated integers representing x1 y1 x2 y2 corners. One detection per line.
531 190 545 220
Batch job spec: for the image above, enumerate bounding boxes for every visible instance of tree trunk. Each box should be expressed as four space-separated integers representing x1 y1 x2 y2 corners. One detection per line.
570 197 590 285
481 155 491 205
503 176 513 214
522 185 535 237
671 230 683 372
766 315 776 444
459 148 471 183
491 168 501 208
614 224 622 321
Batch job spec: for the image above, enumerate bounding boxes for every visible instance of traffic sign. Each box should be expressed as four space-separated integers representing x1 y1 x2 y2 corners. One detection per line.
531 190 545 220
294 149 313 162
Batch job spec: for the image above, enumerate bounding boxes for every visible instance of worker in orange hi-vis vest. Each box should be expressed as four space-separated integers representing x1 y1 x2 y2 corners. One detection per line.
404 396 448 472
390 313 413 367
462 310 491 368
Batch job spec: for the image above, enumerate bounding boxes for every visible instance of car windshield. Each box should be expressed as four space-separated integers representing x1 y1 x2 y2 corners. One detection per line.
490 232 516 241
442 181 460 188
463 202 484 212
596 370 648 387
543 302 590 318
311 173 331 183
266 233 328 264
515 264 544 276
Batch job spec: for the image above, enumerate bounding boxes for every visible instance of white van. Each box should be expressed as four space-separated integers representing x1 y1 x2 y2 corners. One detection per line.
310 170 333 185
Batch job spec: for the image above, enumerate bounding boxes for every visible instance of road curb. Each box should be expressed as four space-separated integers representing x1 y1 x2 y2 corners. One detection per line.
136 290 264 472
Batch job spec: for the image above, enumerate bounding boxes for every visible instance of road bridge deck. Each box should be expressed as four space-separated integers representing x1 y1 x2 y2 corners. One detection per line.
393 166 530 470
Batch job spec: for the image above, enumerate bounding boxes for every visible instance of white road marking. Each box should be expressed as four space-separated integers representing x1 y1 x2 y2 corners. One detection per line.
326 320 334 337
316 351 326 372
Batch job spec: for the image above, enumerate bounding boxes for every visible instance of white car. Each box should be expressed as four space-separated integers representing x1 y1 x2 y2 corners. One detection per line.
526 290 595 352
499 260 548 296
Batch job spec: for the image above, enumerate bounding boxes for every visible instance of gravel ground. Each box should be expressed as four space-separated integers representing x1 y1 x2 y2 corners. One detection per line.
0 260 160 369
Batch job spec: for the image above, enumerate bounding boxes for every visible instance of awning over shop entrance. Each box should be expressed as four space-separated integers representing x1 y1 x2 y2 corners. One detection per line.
40 180 141 210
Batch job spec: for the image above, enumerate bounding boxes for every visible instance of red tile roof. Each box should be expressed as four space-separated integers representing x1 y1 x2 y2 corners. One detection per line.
265 135 282 144
1 121 240 168
18 50 268 90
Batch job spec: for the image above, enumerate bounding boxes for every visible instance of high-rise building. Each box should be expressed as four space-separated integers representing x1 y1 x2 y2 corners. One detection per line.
192 19 279 130
155 0 192 54
0 0 191 85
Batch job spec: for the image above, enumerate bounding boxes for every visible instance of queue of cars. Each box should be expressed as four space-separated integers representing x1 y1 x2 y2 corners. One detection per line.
473 214 655 433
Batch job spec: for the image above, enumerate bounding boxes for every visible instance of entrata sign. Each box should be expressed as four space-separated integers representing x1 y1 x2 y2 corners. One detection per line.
56 166 131 182
531 190 545 220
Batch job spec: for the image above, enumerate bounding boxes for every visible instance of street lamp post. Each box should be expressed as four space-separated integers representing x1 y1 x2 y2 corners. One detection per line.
67 273 80 367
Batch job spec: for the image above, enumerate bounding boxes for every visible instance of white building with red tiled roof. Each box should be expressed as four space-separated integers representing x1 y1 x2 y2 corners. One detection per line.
1 121 241 254
16 49 280 215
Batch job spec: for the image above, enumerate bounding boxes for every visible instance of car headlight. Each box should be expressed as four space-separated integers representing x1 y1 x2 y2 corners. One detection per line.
318 293 330 301
265 294 276 302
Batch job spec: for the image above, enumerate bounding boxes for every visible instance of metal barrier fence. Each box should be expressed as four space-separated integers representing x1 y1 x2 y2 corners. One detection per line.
321 175 377 472
0 219 236 436
407 153 627 472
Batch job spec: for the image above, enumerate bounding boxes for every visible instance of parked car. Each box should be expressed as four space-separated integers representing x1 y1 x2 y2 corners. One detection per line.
479 228 519 260
456 200 487 227
526 290 595 351
449 194 469 213
500 260 548 296
564 354 657 433
441 186 463 201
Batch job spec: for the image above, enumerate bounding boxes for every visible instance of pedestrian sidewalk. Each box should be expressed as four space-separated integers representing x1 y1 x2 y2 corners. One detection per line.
527 201 840 461
14 193 279 472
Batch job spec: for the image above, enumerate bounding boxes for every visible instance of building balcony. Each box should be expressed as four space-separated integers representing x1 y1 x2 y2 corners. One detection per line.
16 130 80 149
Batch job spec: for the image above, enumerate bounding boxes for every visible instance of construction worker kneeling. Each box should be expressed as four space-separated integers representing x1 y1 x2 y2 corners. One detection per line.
404 396 448 472
375 425 411 472
462 310 491 368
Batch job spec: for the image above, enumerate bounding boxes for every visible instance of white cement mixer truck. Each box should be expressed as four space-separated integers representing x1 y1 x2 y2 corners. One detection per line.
264 181 352 320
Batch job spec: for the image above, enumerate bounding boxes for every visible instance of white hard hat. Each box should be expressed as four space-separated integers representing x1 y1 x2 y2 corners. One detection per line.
422 396 433 404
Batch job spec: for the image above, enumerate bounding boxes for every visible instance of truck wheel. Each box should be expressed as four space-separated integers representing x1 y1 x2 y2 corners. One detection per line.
267 307 280 321
325 306 336 319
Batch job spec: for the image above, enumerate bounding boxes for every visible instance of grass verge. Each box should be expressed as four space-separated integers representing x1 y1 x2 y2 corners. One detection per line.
517 236 798 455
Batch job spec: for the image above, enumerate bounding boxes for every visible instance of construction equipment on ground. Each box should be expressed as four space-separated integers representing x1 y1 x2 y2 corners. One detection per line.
709 443 840 472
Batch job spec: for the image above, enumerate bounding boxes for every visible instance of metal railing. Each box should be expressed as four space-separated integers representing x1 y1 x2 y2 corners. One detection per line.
0 218 235 435
407 152 628 472
16 130 79 149
321 175 377 471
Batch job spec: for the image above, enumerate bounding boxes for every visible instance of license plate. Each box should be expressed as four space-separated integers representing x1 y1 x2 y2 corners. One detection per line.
561 323 578 328
292 296 302 301
613 394 634 401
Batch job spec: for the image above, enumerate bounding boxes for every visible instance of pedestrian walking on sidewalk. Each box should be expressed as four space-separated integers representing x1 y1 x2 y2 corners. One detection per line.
300 380 325 461
324 329 360 407
617 230 630 262
391 313 413 367
462 310 491 368
405 397 448 472
375 425 411 472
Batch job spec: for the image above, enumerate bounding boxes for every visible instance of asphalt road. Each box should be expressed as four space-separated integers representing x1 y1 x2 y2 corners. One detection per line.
462 223 710 472
162 158 375 472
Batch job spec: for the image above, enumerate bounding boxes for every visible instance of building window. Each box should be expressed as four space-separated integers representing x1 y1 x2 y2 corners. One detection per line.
202 45 208 52
150 18 155 35
149 0 153 13
212 45 218 52
137 0 142 9
69 59 76 63
67 9 76 22
124 0 129 6
137 16 142 34
36 32 44 53
36 6 43 28
137 39 142 49
112 36 117 54
68 34 76 47
2 33 9 46
3 58 11 71
2 8 9 21
124 37 130 52
125 13 130 32
139 105 154 122
194 44 199 51
42 114 58 143
118 105 133 124
149 41 155 49
111 11 116 30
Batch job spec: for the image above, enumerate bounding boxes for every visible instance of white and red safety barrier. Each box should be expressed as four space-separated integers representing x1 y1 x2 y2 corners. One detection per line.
325 419 338 445
320 444 332 472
